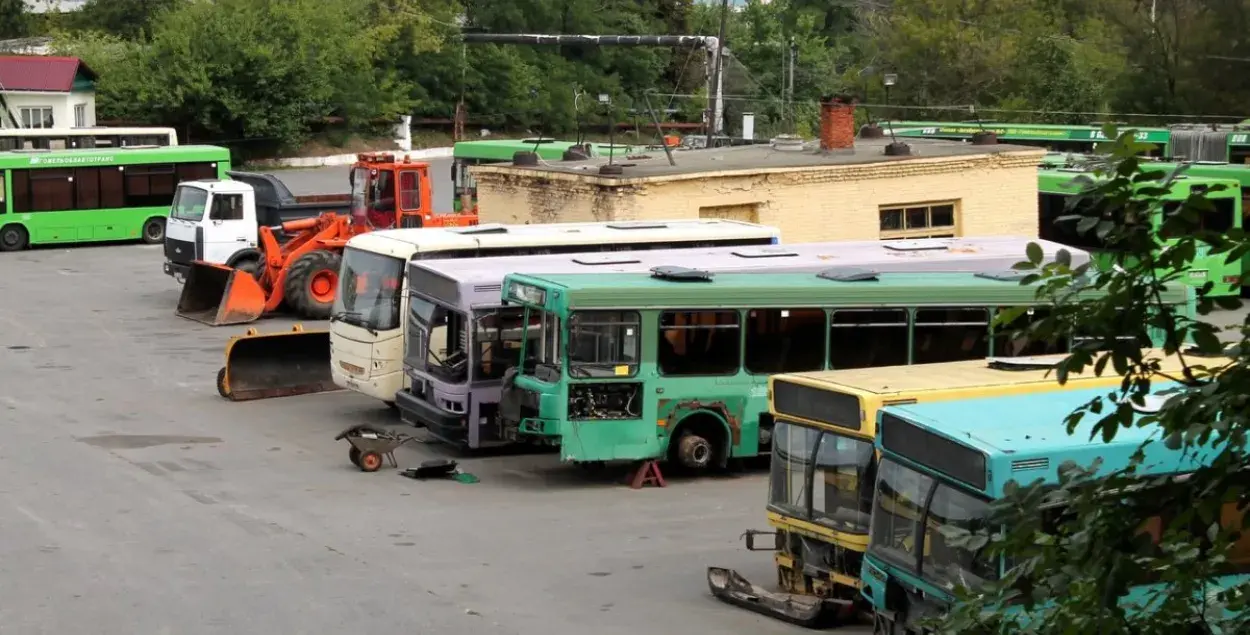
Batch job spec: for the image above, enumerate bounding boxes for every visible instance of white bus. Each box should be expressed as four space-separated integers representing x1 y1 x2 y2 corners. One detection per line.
0 127 179 151
330 220 782 404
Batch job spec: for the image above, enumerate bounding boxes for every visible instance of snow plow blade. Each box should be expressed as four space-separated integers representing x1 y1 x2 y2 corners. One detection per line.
706 567 853 629
215 325 337 401
176 261 266 326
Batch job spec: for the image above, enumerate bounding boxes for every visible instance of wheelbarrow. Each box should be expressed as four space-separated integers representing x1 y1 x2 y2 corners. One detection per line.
334 424 418 473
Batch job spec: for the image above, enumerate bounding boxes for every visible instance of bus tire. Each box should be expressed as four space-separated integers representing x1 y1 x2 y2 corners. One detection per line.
670 414 726 471
0 224 28 252
284 249 342 320
141 217 166 244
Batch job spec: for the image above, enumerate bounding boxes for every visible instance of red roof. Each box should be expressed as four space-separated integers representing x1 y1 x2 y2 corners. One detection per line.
0 56 97 93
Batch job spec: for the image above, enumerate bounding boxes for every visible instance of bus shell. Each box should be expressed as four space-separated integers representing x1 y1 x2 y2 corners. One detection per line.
451 139 634 211
400 237 1089 449
760 350 1203 605
1038 167 1243 297
862 386 1247 632
887 121 1172 156
0 144 232 251
329 219 780 405
496 270 1193 468
0 126 179 151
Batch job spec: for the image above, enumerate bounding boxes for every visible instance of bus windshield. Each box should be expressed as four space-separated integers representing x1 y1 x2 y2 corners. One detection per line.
770 421 876 534
408 297 469 384
332 247 405 331
170 185 208 221
869 458 997 591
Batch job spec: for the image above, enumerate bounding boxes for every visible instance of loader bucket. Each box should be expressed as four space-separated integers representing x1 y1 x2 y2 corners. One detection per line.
176 262 266 326
706 567 854 629
216 326 337 401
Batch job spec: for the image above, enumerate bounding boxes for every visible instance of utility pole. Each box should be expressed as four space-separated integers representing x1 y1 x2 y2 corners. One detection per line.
787 38 796 134
706 0 730 147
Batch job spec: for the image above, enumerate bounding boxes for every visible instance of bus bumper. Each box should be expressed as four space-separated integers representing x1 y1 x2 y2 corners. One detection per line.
518 416 561 438
395 389 463 435
164 260 189 283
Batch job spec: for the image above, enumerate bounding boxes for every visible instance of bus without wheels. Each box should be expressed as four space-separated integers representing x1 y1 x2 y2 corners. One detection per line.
862 386 1249 632
0 145 231 252
213 219 780 402
399 237 1088 449
496 270 1194 472
173 152 475 326
706 349 1209 627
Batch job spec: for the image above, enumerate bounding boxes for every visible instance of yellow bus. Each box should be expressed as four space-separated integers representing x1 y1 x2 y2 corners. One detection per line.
707 349 1212 626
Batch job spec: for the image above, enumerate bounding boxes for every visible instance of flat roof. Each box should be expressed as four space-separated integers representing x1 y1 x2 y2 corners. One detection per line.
473 135 1044 182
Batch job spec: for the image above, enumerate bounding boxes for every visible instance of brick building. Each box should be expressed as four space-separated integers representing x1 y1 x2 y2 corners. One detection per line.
470 100 1046 242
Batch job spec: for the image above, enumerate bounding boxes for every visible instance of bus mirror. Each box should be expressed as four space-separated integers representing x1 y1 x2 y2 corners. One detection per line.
742 529 780 551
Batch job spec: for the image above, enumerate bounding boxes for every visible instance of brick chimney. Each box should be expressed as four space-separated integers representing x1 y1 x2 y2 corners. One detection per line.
819 95 856 151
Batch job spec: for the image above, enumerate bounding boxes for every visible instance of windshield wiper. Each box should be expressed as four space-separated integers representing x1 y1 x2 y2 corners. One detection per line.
331 311 377 335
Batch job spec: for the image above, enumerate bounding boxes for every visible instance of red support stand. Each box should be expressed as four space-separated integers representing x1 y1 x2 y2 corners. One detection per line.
628 460 666 489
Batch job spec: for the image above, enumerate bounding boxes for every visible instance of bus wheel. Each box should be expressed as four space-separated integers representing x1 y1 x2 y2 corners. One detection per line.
284 249 342 320
141 217 166 244
676 432 714 470
0 224 28 252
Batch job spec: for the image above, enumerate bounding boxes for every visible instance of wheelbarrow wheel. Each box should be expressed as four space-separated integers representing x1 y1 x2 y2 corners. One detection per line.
348 447 362 467
359 451 383 473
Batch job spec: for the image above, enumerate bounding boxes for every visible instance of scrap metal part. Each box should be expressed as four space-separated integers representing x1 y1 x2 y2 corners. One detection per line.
706 566 854 629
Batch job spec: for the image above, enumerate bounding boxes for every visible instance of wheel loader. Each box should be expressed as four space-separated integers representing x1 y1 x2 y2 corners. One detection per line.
176 152 476 326
180 152 477 401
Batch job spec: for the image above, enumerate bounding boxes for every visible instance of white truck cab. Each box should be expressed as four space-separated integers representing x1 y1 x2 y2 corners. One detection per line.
163 172 349 282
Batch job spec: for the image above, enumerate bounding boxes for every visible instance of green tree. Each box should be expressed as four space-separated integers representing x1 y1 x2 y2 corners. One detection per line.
932 131 1250 633
75 0 182 40
0 0 30 39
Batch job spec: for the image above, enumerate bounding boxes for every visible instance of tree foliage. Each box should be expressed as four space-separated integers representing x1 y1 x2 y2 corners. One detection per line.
33 0 1250 151
0 0 30 39
930 132 1250 633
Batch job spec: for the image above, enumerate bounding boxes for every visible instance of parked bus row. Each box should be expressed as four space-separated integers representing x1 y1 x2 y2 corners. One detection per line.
886 119 1250 164
705 350 1247 631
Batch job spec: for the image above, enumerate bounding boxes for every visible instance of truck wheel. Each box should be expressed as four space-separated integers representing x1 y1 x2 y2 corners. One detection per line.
0 224 29 252
234 258 261 279
285 249 342 320
141 217 166 244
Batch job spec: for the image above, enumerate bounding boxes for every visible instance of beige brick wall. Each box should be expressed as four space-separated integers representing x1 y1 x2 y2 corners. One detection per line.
473 149 1045 242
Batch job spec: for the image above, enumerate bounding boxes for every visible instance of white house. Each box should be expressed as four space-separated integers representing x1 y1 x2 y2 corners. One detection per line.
0 55 98 129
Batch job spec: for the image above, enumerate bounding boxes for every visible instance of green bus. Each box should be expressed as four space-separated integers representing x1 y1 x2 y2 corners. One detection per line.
495 269 1192 471
0 144 232 251
1038 166 1243 297
452 138 635 212
892 121 1250 164
887 121 1172 156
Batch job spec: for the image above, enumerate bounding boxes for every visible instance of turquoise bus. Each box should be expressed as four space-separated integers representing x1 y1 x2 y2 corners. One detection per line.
452 138 635 212
0 144 232 251
1038 167 1243 297
495 269 1193 471
861 386 1249 632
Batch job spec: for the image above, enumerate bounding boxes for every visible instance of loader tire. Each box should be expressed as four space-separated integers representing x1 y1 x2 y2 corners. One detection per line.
285 249 342 320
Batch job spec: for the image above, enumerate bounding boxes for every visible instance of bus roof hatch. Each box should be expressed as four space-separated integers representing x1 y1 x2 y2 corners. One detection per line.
650 266 714 282
817 267 878 282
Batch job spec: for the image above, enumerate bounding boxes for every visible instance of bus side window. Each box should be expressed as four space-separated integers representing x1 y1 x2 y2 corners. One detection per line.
0 172 5 211
829 309 908 369
658 310 740 376
912 308 990 364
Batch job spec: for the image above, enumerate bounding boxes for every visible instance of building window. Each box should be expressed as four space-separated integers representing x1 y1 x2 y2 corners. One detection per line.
879 201 958 239
19 107 55 129
74 104 87 128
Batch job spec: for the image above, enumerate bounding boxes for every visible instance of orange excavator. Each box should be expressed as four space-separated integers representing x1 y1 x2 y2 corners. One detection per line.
176 152 477 326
